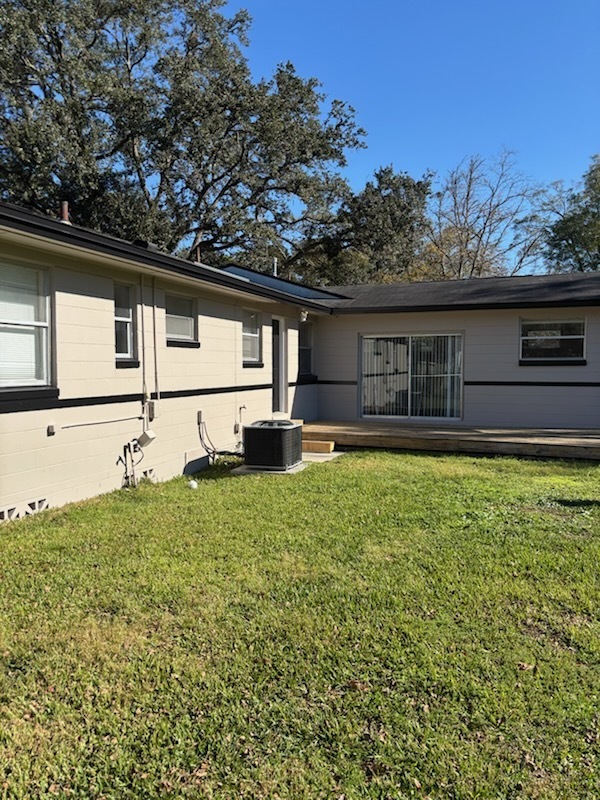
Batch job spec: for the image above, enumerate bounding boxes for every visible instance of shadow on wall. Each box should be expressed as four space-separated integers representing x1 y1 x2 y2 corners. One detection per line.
183 455 210 475
291 382 319 422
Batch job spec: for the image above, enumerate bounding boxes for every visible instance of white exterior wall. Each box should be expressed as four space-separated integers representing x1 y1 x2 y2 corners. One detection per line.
0 241 311 517
5 226 599 520
314 309 600 427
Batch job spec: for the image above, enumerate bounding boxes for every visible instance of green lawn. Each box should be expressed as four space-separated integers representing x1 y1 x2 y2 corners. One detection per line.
1 451 599 799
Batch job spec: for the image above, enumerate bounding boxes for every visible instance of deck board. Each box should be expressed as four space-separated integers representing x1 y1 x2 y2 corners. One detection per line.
302 421 600 460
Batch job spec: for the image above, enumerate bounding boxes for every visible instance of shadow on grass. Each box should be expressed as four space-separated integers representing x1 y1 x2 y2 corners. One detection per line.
339 446 600 468
554 498 600 509
193 458 244 481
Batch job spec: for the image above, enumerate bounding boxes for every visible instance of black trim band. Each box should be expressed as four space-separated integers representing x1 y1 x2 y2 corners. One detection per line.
465 380 600 387
243 362 265 369
167 339 201 349
0 383 273 414
0 391 142 414
157 384 271 400
295 374 318 385
116 359 140 369
317 380 358 386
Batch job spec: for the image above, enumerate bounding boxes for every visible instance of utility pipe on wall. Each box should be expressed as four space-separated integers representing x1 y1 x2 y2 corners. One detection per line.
140 275 148 426
152 277 161 402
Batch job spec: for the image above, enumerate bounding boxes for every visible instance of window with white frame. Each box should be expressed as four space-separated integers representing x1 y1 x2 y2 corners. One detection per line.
0 264 49 387
298 321 313 375
242 310 262 364
114 284 135 359
520 320 585 363
166 294 196 342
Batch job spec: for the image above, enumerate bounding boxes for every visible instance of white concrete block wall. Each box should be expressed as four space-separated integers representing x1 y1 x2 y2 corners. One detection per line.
0 388 285 516
5 231 599 518
0 243 313 516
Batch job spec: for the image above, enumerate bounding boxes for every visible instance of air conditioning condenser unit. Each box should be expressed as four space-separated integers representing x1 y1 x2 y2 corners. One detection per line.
243 420 302 471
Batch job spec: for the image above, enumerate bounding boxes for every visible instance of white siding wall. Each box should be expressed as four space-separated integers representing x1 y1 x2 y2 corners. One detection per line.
314 309 600 427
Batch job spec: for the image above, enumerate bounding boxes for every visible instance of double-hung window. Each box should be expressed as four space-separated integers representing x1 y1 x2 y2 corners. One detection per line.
242 310 262 365
0 264 49 387
114 284 135 362
298 322 313 377
166 295 198 346
520 320 585 364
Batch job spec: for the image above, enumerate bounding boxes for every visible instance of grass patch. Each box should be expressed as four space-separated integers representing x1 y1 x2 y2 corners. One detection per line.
1 451 599 798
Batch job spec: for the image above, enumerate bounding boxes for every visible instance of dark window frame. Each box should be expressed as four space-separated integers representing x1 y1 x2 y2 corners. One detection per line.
519 319 586 365
298 321 315 378
165 293 198 346
114 283 136 362
242 309 262 366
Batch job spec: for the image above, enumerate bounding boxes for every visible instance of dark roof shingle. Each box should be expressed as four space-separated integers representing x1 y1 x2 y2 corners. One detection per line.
322 273 600 313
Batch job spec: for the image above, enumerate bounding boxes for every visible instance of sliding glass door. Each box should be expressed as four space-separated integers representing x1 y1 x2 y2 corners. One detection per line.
361 334 462 419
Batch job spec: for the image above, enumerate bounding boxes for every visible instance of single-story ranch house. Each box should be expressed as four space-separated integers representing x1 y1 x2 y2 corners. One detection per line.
2 201 600 517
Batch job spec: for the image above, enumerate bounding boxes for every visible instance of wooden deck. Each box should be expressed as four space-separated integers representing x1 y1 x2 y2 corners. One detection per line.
302 421 600 460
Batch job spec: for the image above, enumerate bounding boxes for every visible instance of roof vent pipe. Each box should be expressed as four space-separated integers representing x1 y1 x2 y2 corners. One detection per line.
59 200 72 225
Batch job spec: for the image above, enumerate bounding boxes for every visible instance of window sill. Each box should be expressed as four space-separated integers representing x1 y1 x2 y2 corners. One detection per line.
167 339 201 349
0 386 59 400
519 359 587 367
243 362 264 369
116 359 140 369
0 386 59 413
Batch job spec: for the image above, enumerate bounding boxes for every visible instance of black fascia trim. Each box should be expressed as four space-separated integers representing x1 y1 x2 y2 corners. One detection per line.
167 339 201 349
519 358 586 367
465 380 600 387
331 300 600 315
243 361 265 369
0 202 331 312
116 359 140 369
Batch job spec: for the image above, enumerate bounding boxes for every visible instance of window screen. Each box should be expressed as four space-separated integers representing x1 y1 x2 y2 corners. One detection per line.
0 265 49 386
166 295 195 341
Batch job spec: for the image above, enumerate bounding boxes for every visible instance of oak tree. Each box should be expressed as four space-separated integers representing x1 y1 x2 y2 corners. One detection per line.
544 155 600 272
0 0 363 265
422 150 546 279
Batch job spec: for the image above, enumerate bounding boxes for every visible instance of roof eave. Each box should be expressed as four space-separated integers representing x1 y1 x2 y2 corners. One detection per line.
331 298 600 314
0 203 332 313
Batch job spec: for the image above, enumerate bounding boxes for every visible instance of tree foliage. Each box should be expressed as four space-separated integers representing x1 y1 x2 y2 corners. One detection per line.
293 166 431 285
340 166 431 280
295 153 551 286
0 0 363 263
544 155 600 272
420 151 547 279
2 0 594 284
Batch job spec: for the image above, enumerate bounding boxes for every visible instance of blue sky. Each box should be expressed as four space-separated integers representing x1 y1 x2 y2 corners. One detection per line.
228 0 599 191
